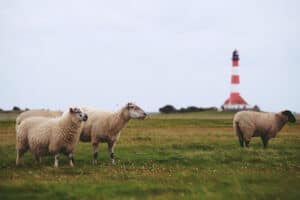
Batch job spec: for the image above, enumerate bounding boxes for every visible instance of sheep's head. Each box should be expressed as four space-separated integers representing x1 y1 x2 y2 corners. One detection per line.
281 110 296 123
126 103 147 120
69 107 88 123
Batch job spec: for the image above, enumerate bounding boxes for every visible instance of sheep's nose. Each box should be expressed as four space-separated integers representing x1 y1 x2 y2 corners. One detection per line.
142 112 147 119
83 114 88 121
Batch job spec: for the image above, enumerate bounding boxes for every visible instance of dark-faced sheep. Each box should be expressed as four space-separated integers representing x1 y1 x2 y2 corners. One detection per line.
233 110 296 148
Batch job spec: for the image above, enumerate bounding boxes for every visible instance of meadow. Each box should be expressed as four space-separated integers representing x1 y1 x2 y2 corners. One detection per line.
0 111 299 199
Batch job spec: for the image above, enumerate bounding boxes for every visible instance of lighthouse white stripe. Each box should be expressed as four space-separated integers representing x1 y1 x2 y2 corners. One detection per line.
230 84 239 93
231 67 239 75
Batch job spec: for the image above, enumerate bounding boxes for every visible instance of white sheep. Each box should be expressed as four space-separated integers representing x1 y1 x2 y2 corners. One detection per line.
16 107 88 167
16 109 63 130
80 103 147 165
233 110 296 148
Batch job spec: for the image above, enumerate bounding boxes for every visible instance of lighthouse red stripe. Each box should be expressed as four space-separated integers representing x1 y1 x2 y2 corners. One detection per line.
232 60 239 66
231 75 240 84
230 92 240 99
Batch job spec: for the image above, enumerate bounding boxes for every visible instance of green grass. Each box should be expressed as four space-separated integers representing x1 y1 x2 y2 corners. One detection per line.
0 111 300 199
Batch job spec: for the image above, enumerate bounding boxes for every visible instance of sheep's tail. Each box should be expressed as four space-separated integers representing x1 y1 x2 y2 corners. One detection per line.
234 120 246 147
234 121 243 137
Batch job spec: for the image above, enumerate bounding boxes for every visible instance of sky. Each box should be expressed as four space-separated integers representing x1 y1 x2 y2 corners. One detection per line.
0 0 299 112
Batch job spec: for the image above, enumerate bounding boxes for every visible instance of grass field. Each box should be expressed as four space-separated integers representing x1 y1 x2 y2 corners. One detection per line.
0 111 299 199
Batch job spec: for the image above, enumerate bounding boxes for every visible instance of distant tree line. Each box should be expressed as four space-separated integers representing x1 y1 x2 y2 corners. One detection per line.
159 105 218 114
0 106 29 112
159 104 261 114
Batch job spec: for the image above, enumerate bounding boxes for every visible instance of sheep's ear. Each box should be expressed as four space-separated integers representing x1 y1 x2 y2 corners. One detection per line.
69 108 74 113
282 110 296 123
127 102 135 110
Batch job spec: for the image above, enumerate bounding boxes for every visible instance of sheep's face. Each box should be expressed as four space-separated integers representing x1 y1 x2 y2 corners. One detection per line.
127 103 147 120
281 110 296 123
69 107 88 123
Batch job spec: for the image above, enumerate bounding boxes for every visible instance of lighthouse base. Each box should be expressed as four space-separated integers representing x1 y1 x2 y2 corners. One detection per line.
223 104 249 110
223 93 249 111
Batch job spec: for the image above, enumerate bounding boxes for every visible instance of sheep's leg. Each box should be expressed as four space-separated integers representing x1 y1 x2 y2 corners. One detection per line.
261 135 269 148
92 143 99 165
239 138 244 147
243 131 253 148
68 153 74 167
108 142 115 165
236 129 245 147
245 140 250 148
16 149 26 166
16 150 21 166
54 154 60 168
35 155 42 163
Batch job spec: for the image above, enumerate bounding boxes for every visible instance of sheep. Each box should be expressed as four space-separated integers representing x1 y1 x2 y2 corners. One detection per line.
80 103 147 165
233 110 296 148
16 109 63 129
16 107 88 167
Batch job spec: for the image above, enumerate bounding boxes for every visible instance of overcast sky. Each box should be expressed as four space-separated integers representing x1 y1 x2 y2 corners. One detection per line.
0 0 299 112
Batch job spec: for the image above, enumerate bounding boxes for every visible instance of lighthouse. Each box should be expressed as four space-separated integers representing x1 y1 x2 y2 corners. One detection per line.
223 49 248 110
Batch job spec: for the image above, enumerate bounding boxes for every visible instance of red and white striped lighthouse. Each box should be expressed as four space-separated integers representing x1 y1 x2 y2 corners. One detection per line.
223 49 248 110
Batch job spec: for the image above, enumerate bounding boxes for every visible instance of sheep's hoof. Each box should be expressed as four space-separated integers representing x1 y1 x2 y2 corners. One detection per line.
111 160 116 165
16 159 24 166
92 160 97 165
